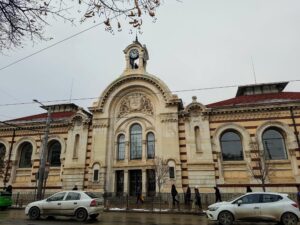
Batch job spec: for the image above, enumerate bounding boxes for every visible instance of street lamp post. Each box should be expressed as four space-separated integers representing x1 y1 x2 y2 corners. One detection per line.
33 99 51 200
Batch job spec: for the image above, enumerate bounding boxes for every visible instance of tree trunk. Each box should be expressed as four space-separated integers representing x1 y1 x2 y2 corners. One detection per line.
262 179 266 192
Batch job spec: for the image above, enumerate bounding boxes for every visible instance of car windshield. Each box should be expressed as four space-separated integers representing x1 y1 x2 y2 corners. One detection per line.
85 192 99 199
228 194 243 203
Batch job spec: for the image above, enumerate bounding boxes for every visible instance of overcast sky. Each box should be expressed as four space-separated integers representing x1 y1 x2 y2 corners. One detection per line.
1 0 300 121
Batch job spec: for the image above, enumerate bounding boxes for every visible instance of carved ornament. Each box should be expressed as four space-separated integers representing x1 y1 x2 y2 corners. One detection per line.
118 93 153 117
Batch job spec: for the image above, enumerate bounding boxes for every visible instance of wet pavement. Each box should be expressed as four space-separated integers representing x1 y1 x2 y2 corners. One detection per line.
0 209 289 225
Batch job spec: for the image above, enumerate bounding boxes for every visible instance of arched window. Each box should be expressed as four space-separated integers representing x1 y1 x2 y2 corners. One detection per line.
147 132 155 159
92 164 100 182
73 134 80 159
48 140 61 167
194 126 201 152
19 142 33 168
0 143 6 169
130 123 142 160
262 128 287 160
117 134 125 160
220 130 244 161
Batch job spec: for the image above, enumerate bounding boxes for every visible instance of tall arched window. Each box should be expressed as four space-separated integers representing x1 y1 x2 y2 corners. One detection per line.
19 142 33 168
0 143 6 169
147 132 155 159
262 128 287 160
117 134 125 160
48 140 61 167
220 130 244 161
194 126 201 152
73 134 80 159
130 123 142 160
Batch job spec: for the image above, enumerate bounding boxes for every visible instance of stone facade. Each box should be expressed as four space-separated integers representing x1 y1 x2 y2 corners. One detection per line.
0 41 300 195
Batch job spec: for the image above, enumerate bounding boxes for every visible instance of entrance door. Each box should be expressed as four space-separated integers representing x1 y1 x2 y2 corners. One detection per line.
129 170 142 196
147 169 156 196
116 170 124 196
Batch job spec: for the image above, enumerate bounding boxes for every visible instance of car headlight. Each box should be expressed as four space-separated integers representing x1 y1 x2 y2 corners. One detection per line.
208 206 219 211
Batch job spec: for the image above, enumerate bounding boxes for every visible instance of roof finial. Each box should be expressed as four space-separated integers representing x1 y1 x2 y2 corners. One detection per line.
135 33 138 42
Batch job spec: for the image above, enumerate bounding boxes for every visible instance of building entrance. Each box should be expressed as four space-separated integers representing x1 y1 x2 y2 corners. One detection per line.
116 170 124 196
129 170 142 196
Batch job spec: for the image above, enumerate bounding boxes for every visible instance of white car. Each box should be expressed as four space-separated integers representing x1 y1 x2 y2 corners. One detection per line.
25 191 104 221
206 192 300 225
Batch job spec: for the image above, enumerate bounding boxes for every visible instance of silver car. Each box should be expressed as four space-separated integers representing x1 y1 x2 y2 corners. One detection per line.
206 192 300 225
25 191 104 221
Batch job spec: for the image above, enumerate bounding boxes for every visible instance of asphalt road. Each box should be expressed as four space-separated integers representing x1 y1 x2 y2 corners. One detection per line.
0 209 285 225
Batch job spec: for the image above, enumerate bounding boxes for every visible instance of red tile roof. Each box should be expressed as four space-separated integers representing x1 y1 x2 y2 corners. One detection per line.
206 92 300 108
9 111 76 122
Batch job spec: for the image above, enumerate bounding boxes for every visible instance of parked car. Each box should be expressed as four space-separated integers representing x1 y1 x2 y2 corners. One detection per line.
206 192 300 225
25 191 104 221
0 191 12 210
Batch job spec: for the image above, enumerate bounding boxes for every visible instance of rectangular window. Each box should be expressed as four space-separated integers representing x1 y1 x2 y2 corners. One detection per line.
169 167 175 179
93 169 99 182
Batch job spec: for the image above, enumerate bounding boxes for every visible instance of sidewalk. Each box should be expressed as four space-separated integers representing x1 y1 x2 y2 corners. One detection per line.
105 207 206 215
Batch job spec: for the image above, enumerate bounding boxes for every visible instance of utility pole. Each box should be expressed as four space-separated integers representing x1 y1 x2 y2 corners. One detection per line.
33 99 51 200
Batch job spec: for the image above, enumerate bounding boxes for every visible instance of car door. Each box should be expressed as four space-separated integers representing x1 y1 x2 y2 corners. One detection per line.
259 194 283 221
42 192 66 216
60 192 81 216
233 193 261 220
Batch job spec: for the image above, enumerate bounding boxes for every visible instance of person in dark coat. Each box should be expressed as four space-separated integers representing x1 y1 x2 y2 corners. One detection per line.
185 186 191 205
214 186 222 202
171 184 179 206
136 185 144 204
72 185 78 190
246 186 252 192
194 187 202 210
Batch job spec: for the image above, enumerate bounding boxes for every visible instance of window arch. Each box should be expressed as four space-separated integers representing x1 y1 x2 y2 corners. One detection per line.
92 163 100 182
130 123 142 160
262 128 287 160
48 140 61 167
117 134 125 160
147 132 155 159
0 143 6 170
19 142 33 168
220 130 244 161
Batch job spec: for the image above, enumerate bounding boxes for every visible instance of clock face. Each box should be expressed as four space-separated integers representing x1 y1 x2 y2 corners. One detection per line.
129 49 139 59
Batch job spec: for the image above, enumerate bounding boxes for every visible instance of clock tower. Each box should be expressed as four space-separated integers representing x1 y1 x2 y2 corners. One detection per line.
123 37 149 75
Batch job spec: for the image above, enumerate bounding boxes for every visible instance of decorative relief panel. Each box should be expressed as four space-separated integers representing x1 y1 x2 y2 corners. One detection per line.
118 93 153 117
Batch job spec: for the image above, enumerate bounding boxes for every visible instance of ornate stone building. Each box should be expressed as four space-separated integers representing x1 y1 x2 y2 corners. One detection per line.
0 40 300 194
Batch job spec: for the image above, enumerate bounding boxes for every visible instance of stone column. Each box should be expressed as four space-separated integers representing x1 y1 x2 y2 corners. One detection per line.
142 169 146 196
142 140 146 162
124 170 128 194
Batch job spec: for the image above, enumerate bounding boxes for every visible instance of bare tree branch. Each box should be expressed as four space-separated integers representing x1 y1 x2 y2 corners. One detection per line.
246 141 274 192
0 0 161 51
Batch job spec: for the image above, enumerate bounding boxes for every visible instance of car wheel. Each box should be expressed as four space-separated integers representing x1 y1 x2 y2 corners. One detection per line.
218 211 234 225
281 212 298 225
75 208 88 222
29 207 40 220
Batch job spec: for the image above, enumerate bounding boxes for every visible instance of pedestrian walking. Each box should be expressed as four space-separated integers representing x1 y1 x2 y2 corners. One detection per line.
171 184 179 207
214 186 222 202
194 186 202 210
72 185 78 190
136 185 144 204
246 186 252 192
185 186 191 205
